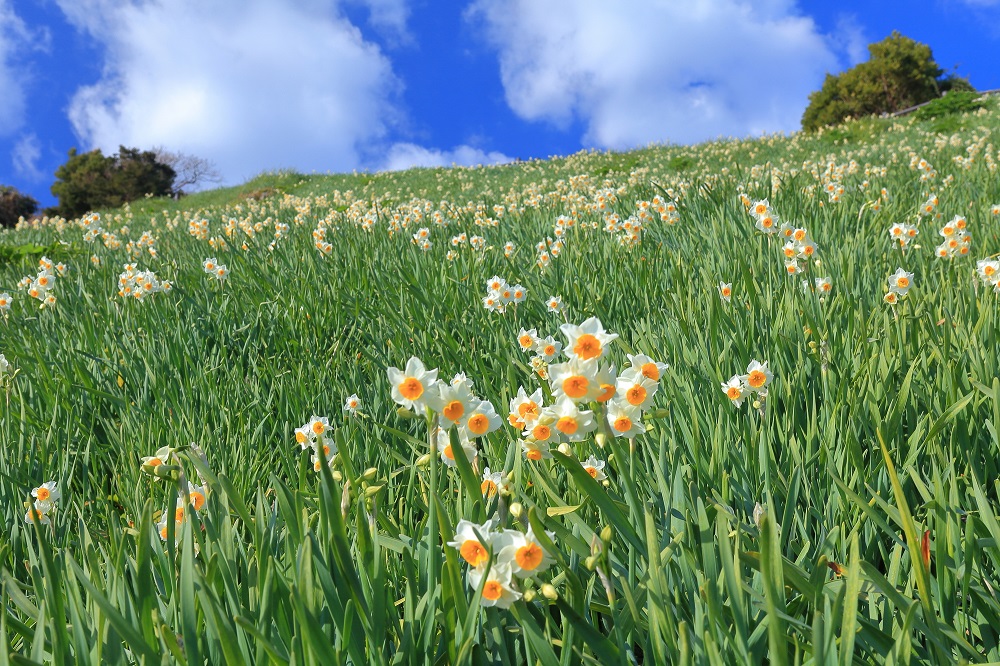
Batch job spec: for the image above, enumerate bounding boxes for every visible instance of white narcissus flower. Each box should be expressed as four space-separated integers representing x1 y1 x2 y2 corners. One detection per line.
533 336 562 361
607 401 645 438
594 364 618 403
462 399 502 439
549 397 596 442
468 562 521 609
497 527 554 578
581 455 607 481
438 382 479 430
517 328 538 352
560 317 618 361
387 357 443 413
434 427 477 468
742 360 773 393
721 375 746 408
888 267 914 295
548 357 601 403
815 277 832 294
616 368 658 410
719 282 732 303
0 353 9 374
31 481 61 511
480 467 508 498
626 353 669 383
447 518 498 568
343 394 360 414
508 386 543 430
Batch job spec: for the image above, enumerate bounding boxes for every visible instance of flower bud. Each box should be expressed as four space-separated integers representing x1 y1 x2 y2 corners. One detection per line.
541 583 558 600
753 502 765 529
332 470 343 482
362 467 378 482
595 432 607 448
396 407 417 419
522 589 536 603
509 502 523 518
557 443 572 456
601 525 613 544
415 454 430 467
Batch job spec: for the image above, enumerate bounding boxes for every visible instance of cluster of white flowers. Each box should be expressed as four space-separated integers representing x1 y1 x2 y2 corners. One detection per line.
888 222 919 249
535 236 564 270
80 212 103 242
446 232 487 261
294 416 337 472
933 215 971 259
721 360 773 410
446 518 554 609
976 259 1000 291
482 276 527 313
203 257 229 282
511 318 669 458
17 256 66 309
411 227 432 251
118 264 171 300
24 481 61 525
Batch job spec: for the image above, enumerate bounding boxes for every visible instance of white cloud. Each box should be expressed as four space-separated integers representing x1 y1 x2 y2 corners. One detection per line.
467 0 840 148
12 133 44 180
832 15 867 66
382 142 512 170
58 0 403 185
350 0 412 43
0 1 49 136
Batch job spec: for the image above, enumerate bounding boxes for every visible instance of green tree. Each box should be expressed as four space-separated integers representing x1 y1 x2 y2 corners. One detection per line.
802 32 971 132
0 185 39 228
49 146 176 219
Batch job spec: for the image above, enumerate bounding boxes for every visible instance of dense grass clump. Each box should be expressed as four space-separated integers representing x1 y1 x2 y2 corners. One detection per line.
2 99 1000 664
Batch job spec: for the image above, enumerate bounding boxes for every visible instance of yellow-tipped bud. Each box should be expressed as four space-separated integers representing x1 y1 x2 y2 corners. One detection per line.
541 584 558 600
509 502 523 518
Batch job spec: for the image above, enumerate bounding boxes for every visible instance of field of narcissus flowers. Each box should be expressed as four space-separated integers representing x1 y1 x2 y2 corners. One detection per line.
3 101 1000 664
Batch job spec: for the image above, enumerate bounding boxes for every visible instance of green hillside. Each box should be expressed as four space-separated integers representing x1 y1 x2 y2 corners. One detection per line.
2 97 1000 664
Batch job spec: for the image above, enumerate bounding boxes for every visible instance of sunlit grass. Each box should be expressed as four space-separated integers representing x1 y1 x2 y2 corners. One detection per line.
2 98 1000 663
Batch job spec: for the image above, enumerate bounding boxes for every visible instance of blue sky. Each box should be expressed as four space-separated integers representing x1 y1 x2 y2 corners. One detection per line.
1 0 998 210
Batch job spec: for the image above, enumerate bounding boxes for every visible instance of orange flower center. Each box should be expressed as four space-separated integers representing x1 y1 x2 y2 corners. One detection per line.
518 401 539 418
641 362 660 381
556 417 578 435
36 488 50 501
613 416 633 432
443 445 455 460
481 479 498 497
399 377 424 400
516 543 544 571
468 414 490 435
574 334 602 360
526 449 543 461
626 386 647 406
896 277 910 289
747 370 767 389
543 345 556 356
985 266 996 276
311 421 325 435
726 386 742 400
460 540 489 567
295 431 307 443
721 286 732 297
190 491 206 511
532 424 551 440
443 400 465 421
585 466 599 478
563 376 589 399
519 334 533 348
794 230 806 241
597 383 616 402
483 580 504 601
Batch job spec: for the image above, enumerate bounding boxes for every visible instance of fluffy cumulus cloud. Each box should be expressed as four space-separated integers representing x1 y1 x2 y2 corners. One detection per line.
467 0 840 148
0 0 48 136
382 142 512 170
12 133 44 180
57 0 402 185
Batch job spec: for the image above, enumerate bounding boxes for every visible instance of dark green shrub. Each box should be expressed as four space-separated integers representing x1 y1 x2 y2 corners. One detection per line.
0 185 39 228
49 146 176 219
802 32 970 132
913 91 984 121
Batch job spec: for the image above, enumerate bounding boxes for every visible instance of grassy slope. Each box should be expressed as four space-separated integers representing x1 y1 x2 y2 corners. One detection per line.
1 100 1000 663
